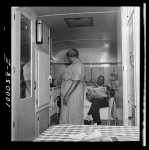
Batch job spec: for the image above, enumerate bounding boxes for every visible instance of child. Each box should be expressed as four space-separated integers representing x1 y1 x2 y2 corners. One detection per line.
86 76 109 125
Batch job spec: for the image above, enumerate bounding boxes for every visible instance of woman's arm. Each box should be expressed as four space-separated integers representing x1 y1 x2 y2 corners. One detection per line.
63 61 84 105
57 74 63 88
63 80 80 105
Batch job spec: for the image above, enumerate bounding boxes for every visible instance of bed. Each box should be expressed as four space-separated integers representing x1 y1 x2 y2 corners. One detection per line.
34 124 139 142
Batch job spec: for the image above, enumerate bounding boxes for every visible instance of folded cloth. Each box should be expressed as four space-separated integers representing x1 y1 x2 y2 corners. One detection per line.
68 133 87 140
83 130 102 141
109 97 117 119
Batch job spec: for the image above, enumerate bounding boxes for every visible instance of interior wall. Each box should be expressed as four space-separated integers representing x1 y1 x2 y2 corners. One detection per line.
52 46 117 82
53 45 117 63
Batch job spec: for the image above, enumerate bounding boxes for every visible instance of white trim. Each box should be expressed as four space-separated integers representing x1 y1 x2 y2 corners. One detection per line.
121 7 129 126
121 7 140 127
133 7 140 127
143 3 146 146
36 104 50 113
53 38 117 44
11 7 19 10
38 11 120 18
11 7 16 141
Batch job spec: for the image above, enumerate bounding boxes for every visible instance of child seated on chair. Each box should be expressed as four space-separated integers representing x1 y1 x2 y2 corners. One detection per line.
86 75 110 125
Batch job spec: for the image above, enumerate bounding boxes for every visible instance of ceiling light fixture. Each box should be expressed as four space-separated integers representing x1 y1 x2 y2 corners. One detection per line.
36 20 43 44
64 17 93 27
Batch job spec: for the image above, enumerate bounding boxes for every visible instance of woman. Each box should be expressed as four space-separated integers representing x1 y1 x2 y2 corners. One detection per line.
59 48 85 125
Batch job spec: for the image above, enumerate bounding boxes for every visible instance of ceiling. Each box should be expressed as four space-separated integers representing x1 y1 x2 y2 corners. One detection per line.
30 7 120 16
30 7 120 52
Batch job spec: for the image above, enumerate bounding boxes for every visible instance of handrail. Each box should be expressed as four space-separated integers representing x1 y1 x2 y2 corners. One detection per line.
128 100 136 109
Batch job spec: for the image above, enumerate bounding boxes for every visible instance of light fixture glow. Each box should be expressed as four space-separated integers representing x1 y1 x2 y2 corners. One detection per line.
36 20 43 44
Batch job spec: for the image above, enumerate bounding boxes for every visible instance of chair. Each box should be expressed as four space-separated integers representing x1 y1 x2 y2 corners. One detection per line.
84 86 118 126
100 97 117 126
100 107 109 124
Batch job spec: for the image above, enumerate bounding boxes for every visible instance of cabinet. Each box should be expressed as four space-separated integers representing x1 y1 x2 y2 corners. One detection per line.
36 107 50 136
35 38 50 137
49 87 60 125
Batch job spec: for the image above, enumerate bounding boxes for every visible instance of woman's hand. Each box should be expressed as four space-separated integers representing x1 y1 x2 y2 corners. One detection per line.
63 94 70 105
63 80 80 105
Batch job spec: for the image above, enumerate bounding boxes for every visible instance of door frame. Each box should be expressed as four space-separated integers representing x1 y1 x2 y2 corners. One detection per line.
11 7 17 141
121 7 140 126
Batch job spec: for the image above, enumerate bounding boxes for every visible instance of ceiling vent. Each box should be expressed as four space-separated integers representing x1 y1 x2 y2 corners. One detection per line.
64 17 93 27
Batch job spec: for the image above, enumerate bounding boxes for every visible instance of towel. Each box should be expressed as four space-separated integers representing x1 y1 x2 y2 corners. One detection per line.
109 97 117 119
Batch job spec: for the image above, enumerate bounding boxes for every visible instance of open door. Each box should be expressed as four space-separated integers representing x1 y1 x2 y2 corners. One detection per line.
12 9 36 141
121 7 140 126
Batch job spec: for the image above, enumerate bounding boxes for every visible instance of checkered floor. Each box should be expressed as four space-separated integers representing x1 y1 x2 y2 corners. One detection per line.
34 124 139 142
